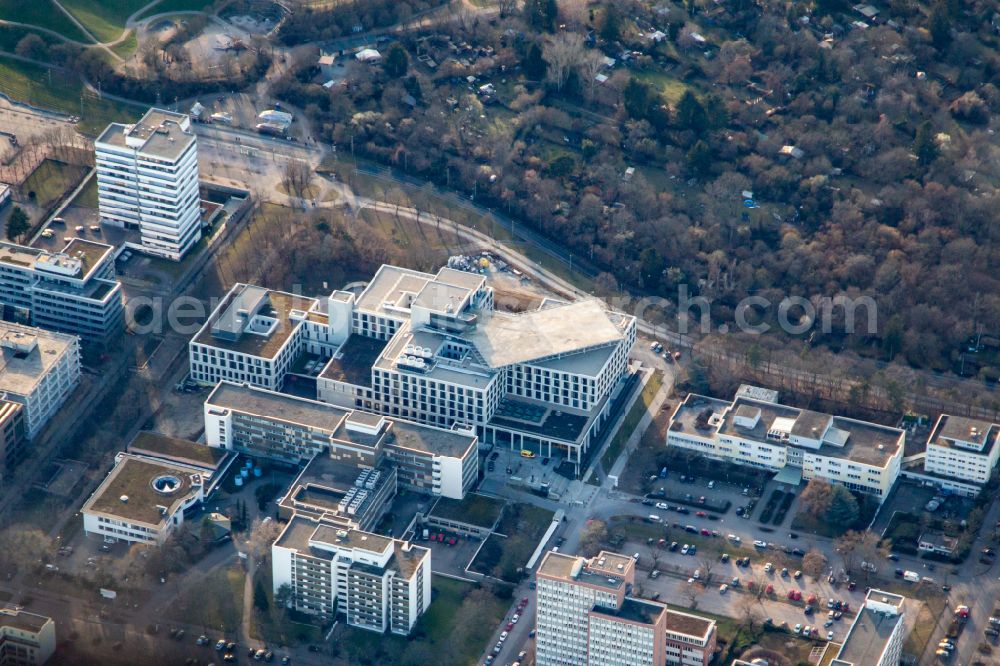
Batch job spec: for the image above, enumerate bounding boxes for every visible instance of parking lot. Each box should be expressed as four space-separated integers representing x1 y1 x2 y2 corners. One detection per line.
481 447 575 499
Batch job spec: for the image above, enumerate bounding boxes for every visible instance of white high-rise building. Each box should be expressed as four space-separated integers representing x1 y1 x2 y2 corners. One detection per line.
95 108 201 261
0 323 80 438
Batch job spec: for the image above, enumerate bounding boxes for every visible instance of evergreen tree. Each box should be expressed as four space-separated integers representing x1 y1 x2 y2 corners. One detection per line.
600 4 622 42
675 91 709 132
5 207 29 243
825 486 860 527
929 2 952 50
383 43 409 78
523 42 548 81
623 78 652 120
914 121 938 165
687 140 712 177
253 580 270 612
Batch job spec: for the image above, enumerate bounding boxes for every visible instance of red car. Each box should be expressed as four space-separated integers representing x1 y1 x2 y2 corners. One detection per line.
438 534 445 542
766 584 774 594
521 597 529 606
700 528 711 537
807 594 818 605
787 590 796 600
695 511 707 518
506 623 514 631
448 538 457 546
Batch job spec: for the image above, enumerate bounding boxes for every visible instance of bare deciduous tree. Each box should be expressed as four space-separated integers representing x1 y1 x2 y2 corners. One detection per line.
544 32 586 92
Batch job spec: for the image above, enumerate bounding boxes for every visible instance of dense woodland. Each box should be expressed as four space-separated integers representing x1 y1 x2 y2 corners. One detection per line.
270 0 1000 374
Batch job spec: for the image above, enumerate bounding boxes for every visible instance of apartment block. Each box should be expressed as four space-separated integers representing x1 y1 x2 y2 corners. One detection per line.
81 432 234 545
668 386 904 500
190 263 636 473
204 381 478 500
0 608 55 666
535 550 716 666
0 400 25 486
0 323 80 438
95 108 201 260
272 515 431 634
0 239 123 345
821 589 907 666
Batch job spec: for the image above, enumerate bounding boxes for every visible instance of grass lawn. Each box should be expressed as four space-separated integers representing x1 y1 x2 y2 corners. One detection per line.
430 493 506 529
21 159 88 209
0 0 91 42
59 0 150 43
0 55 139 135
166 564 245 633
110 30 138 59
601 369 664 471
338 577 508 666
471 503 554 581
634 70 690 105
904 596 946 659
134 0 214 21
0 25 60 56
71 172 99 208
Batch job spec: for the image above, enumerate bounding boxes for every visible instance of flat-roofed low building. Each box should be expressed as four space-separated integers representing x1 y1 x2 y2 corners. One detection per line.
204 381 478 499
823 589 906 666
668 387 904 500
0 323 80 438
81 432 234 545
0 608 56 665
271 515 431 634
923 414 1000 486
277 456 397 532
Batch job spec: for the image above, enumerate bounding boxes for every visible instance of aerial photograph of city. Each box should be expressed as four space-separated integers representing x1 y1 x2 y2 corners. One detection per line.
0 0 998 664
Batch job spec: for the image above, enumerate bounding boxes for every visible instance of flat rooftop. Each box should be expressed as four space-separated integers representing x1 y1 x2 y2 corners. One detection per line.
127 431 228 469
593 597 665 626
537 551 628 591
0 323 77 398
274 515 334 560
394 542 429 578
718 396 903 467
0 608 51 634
834 606 902 666
488 396 590 443
195 287 317 359
313 524 394 554
83 455 200 527
98 108 195 160
279 457 394 522
320 335 388 387
664 608 714 638
928 414 999 454
468 300 628 368
389 419 477 458
207 382 349 433
355 265 436 316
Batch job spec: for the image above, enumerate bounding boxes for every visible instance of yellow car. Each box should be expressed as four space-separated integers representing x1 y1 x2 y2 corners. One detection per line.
520 450 536 458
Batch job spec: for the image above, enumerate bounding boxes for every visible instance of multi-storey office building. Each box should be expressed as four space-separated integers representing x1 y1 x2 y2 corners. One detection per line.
190 263 637 474
821 589 907 666
0 239 123 345
0 324 80 438
667 387 904 500
0 400 25 486
0 609 55 666
535 550 716 666
81 432 234 545
923 414 1000 486
95 108 201 260
204 381 478 500
272 515 431 634
189 284 328 391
